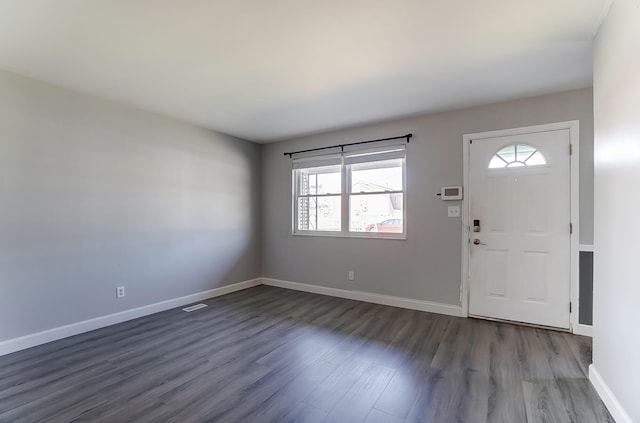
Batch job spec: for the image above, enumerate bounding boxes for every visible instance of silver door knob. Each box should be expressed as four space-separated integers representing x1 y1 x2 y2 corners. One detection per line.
473 238 483 245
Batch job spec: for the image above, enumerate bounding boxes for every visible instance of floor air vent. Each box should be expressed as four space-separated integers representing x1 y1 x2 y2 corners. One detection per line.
182 303 208 312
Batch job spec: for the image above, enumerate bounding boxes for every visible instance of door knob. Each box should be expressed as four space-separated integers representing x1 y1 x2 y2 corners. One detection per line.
473 238 485 245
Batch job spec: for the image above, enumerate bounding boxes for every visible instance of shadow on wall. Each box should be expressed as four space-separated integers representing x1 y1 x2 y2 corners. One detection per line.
0 80 261 342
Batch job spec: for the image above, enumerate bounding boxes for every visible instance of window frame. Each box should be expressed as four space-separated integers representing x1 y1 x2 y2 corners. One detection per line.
292 164 343 234
488 143 547 169
292 150 407 240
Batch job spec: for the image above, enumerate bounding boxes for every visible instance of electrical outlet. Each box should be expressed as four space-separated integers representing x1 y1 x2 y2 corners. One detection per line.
348 271 355 281
116 286 125 298
448 206 461 218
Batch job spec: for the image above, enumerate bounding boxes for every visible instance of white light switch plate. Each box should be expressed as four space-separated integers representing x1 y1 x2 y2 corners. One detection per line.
448 206 461 218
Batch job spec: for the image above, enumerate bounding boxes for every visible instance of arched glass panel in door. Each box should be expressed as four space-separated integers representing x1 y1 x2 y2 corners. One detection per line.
488 144 547 169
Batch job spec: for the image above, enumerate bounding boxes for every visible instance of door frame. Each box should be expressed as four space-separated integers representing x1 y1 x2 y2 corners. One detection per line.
461 121 580 332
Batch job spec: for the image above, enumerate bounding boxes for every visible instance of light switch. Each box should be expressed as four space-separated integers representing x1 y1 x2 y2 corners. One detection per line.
448 206 461 218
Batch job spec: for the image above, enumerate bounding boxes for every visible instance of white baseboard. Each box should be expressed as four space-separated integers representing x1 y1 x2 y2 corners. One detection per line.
573 323 593 337
0 277 467 357
0 278 262 357
589 364 634 423
262 278 464 317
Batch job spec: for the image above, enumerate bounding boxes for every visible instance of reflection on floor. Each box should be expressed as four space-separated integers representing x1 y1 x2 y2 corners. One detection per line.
0 285 612 422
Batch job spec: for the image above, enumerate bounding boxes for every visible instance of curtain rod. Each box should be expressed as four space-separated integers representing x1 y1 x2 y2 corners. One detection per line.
283 133 412 158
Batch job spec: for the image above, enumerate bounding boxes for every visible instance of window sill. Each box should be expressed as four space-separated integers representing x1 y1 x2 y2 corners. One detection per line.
292 231 407 241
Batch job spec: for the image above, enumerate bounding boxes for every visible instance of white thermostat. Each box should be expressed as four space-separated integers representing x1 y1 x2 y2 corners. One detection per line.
440 186 462 200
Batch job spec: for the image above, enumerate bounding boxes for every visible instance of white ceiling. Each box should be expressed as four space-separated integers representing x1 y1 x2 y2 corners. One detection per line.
0 1 611 143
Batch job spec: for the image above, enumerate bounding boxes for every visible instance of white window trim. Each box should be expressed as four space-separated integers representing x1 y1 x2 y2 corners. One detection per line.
292 150 407 240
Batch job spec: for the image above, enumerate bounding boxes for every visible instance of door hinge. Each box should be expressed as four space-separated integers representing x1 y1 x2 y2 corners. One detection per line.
569 144 573 155
569 302 572 313
570 223 573 234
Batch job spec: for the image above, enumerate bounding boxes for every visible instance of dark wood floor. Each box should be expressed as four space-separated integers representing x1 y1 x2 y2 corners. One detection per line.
0 285 612 423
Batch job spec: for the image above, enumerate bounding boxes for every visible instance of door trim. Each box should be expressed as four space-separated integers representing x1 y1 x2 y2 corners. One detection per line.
461 121 580 332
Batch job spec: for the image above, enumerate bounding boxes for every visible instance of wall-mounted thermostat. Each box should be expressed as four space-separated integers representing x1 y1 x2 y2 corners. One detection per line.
440 186 462 200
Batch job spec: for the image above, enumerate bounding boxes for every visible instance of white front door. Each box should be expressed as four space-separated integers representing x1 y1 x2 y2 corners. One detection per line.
468 129 571 329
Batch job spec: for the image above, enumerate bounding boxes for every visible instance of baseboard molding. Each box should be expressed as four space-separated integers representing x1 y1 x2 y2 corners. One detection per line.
573 323 593 337
579 244 595 252
0 277 468 357
0 278 262 357
589 364 633 423
261 278 464 317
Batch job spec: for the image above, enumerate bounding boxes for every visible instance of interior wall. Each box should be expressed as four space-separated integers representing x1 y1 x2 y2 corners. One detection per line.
0 71 262 342
262 88 594 306
592 0 640 420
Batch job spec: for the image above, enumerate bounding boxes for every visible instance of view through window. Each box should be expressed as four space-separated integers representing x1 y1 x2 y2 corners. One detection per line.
296 165 341 231
293 147 406 238
349 159 403 233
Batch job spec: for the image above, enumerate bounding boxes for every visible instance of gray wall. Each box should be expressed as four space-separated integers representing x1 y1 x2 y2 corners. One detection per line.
0 71 262 342
262 88 593 306
592 0 640 420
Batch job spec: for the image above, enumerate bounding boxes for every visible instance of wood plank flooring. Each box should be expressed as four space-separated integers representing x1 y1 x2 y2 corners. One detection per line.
0 285 613 423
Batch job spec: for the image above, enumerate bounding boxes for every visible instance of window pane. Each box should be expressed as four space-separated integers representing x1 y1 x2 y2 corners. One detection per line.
489 144 546 169
351 159 402 193
496 145 516 163
298 165 341 195
525 151 546 166
515 144 536 161
297 195 341 231
350 193 403 233
489 155 507 168
506 161 526 167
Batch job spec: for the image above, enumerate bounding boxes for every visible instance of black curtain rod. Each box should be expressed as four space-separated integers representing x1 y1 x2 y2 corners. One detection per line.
283 133 412 157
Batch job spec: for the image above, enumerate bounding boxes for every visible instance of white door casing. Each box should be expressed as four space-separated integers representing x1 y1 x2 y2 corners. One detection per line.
462 122 579 330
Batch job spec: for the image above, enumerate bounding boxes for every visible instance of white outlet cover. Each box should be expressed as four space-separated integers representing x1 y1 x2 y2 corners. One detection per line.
448 206 461 218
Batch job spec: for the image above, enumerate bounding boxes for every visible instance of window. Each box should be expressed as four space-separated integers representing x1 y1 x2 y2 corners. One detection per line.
488 144 546 168
295 164 342 232
293 146 406 238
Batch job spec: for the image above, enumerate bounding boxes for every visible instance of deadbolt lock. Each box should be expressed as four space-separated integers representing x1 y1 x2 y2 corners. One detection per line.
473 219 481 232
